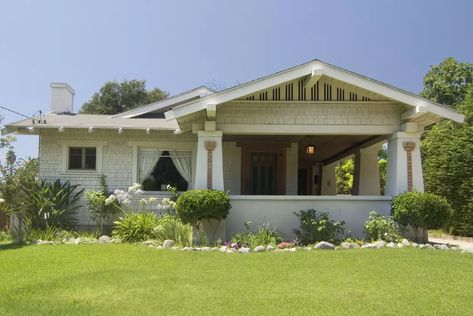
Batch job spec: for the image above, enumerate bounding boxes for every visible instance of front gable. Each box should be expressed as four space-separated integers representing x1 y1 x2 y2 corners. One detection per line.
166 59 464 134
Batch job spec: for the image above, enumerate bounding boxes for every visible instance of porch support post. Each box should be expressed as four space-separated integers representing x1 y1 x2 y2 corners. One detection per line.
386 131 424 196
352 145 380 196
321 162 337 195
195 131 224 190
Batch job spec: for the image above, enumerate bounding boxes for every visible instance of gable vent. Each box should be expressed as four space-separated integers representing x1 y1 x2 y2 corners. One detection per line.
349 92 358 101
272 87 281 100
246 95 255 100
259 91 268 101
324 83 332 101
285 83 294 101
298 79 306 101
310 82 319 101
362 96 370 101
336 88 345 101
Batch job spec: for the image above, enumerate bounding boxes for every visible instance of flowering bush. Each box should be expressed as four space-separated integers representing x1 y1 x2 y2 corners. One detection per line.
278 241 297 249
156 198 177 215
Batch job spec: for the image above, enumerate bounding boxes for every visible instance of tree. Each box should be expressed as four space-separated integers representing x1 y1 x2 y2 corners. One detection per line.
421 58 473 236
80 80 168 115
420 57 473 108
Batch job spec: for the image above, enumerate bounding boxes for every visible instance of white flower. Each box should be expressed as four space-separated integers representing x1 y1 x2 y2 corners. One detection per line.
128 183 142 194
148 197 158 204
0 198 4 204
105 195 117 205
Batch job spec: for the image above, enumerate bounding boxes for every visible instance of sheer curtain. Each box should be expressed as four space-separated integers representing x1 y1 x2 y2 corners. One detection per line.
169 151 192 184
138 149 162 182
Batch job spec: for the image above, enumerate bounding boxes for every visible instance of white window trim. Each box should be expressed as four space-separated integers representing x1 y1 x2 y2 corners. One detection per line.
131 142 196 190
59 140 105 174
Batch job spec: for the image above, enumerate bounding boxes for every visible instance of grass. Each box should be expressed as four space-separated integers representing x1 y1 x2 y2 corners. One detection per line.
0 244 472 315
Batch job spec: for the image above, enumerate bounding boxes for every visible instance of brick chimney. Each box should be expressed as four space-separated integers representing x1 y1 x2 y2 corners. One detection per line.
50 82 74 113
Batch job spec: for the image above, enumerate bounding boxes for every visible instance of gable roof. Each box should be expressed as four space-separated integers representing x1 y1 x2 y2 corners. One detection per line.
165 59 464 124
114 86 215 118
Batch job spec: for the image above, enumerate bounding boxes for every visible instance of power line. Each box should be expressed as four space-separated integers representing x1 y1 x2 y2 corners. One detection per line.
0 105 33 119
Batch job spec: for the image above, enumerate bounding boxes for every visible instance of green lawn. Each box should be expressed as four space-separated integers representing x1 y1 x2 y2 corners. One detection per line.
1 244 472 315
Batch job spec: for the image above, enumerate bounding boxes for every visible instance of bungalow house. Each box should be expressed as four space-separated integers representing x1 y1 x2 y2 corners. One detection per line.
3 59 464 239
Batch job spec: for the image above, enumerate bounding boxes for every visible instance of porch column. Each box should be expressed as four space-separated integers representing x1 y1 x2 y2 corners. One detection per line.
195 131 224 190
386 131 424 195
352 145 380 195
321 162 337 195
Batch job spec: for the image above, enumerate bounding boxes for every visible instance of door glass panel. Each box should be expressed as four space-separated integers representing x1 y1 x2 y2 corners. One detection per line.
249 152 277 195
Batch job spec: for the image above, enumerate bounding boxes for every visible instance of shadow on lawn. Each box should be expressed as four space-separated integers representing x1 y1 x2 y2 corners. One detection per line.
0 242 27 250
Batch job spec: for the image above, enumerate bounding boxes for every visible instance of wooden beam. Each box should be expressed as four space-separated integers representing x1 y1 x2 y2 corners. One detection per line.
206 103 216 120
304 69 322 89
322 135 387 166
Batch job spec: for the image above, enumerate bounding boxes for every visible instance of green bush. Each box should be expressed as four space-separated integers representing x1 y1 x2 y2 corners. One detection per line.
153 214 192 246
12 179 84 230
85 190 121 233
293 209 345 244
392 191 452 242
231 222 281 249
176 190 231 225
112 213 159 242
363 211 403 242
0 229 12 242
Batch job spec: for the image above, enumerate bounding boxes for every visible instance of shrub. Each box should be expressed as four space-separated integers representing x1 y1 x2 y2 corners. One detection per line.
85 190 121 233
112 212 159 242
392 191 452 242
364 211 403 242
0 229 12 242
231 222 281 249
293 209 345 244
153 215 192 246
176 190 231 226
12 179 84 230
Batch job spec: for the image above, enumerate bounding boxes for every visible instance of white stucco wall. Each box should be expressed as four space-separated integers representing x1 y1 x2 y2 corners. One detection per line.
227 195 392 240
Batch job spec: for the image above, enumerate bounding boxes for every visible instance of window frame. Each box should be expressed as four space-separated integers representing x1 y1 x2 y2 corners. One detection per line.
60 141 104 174
68 146 97 171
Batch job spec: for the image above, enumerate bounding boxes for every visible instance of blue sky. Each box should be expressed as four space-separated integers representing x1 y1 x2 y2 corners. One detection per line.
0 0 472 159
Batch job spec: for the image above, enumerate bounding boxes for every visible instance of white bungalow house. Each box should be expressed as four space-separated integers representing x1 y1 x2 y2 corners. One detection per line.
3 59 464 240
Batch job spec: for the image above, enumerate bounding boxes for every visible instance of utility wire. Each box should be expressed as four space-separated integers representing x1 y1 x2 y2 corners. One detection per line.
0 105 33 119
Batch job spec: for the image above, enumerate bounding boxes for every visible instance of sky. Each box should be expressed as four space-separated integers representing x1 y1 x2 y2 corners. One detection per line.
0 0 472 159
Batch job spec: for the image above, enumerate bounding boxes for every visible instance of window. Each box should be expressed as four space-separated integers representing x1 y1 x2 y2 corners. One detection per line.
138 149 191 191
68 147 96 170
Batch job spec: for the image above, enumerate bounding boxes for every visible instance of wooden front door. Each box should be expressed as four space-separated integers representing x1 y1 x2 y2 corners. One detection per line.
240 143 287 195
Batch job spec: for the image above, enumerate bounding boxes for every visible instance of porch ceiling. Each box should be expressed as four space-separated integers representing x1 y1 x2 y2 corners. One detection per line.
223 134 384 163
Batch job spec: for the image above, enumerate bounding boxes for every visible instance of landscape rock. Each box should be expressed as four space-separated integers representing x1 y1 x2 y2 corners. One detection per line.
226 248 237 254
386 242 396 248
419 244 425 249
340 242 355 249
143 240 155 246
98 235 111 244
374 240 386 248
314 241 335 250
274 249 284 253
303 246 313 251
411 243 418 248
200 247 211 251
288 247 296 252
162 239 174 248
156 245 163 250
424 244 434 249
254 245 266 252
361 243 377 249
397 243 404 248
219 246 228 252
73 237 81 245
182 247 193 251
401 239 410 246
266 245 275 251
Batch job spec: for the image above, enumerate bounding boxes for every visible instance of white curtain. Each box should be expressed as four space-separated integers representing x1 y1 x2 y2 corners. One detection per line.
138 149 162 182
170 151 192 184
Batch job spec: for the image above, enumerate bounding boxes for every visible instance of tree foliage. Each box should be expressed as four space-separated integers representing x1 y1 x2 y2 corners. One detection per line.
80 80 168 115
420 57 473 107
421 58 473 236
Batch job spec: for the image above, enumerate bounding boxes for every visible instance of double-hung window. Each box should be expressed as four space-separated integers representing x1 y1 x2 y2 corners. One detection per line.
68 147 97 170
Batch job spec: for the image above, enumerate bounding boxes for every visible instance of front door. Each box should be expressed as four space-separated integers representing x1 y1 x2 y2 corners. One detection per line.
250 152 278 195
240 142 287 195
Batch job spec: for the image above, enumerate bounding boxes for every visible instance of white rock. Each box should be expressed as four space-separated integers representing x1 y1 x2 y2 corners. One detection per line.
219 246 228 252
254 245 266 252
170 246 179 250
424 244 434 249
459 245 473 252
73 237 81 245
386 242 396 248
374 240 386 248
340 242 354 249
435 244 449 250
266 245 275 251
419 244 425 249
201 247 211 251
182 247 193 251
314 241 335 250
411 243 418 248
98 235 111 244
156 245 163 250
303 246 313 251
143 240 155 246
450 246 459 251
211 247 219 251
401 239 410 246
288 247 296 252
274 249 284 253
397 243 404 248
162 239 174 248
226 248 236 253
